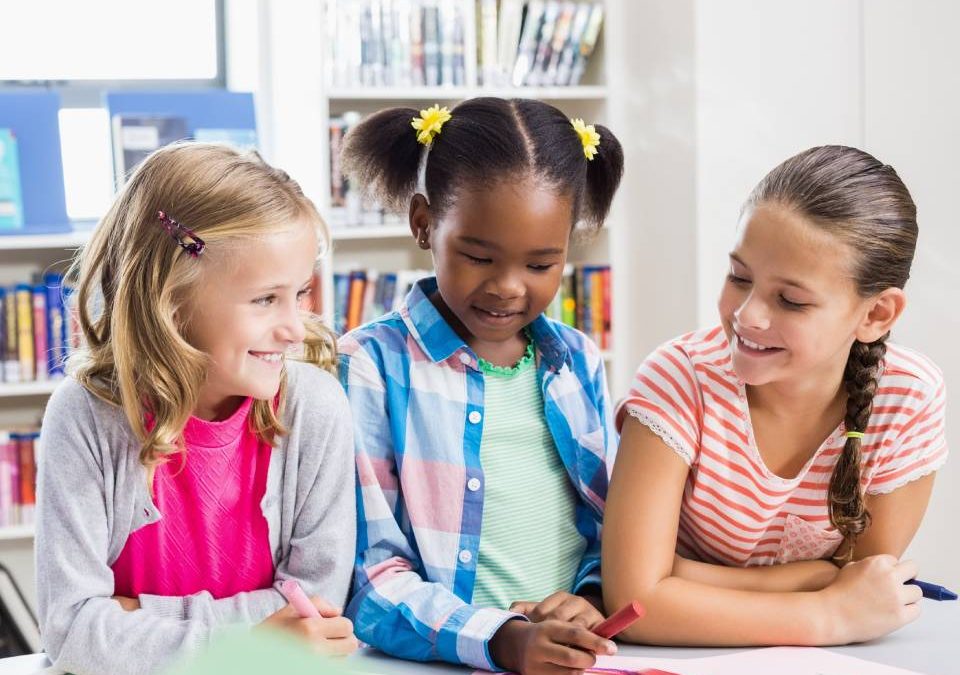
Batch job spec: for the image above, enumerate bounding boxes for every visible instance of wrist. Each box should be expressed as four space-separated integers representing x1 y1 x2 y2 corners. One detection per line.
809 588 843 645
489 619 528 672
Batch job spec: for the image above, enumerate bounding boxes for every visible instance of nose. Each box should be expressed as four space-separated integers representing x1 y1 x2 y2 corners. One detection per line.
277 301 307 344
733 292 771 331
485 269 524 300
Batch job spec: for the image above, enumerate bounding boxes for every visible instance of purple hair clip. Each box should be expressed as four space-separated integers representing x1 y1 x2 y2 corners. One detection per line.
156 210 205 257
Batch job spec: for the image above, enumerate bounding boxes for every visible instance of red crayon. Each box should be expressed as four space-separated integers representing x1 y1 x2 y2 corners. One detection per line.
280 579 321 619
593 601 645 639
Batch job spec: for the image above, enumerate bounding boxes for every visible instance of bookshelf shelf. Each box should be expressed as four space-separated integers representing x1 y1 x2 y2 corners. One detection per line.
328 86 609 102
331 225 411 241
0 231 91 251
0 381 61 398
0 525 34 541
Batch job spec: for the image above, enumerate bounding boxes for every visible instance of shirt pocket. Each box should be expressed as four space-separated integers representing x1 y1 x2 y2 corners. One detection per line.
775 513 844 564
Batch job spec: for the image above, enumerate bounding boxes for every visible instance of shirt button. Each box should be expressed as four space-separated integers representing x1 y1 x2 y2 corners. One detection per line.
468 411 482 424
467 478 481 492
459 353 471 365
458 549 473 564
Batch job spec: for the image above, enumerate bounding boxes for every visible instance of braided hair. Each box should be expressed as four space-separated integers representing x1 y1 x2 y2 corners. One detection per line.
745 146 918 558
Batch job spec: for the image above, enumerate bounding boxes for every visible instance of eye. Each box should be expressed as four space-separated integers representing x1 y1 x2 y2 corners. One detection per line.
464 253 492 265
779 295 809 310
297 286 312 300
726 273 751 286
528 263 555 272
254 294 277 306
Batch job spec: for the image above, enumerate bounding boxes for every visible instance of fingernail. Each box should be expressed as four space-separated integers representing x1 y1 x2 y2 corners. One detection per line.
606 641 617 654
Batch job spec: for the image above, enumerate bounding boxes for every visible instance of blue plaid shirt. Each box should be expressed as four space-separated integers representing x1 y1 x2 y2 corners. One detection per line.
339 277 617 670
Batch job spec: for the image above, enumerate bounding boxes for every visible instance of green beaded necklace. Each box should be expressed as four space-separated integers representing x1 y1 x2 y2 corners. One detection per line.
477 330 535 377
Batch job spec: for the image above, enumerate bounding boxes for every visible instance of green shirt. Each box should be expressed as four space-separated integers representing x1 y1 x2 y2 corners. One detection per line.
471 348 587 610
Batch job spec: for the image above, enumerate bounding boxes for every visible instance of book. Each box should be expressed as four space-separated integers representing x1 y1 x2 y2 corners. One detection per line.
569 2 603 86
542 2 577 86
497 0 526 86
14 285 32 383
527 0 560 87
0 129 24 231
478 0 499 85
30 287 47 383
111 114 189 187
512 1 545 87
44 273 67 378
555 2 592 86
2 289 17 383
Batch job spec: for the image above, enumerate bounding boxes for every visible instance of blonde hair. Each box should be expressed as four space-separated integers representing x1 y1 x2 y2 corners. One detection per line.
68 142 337 469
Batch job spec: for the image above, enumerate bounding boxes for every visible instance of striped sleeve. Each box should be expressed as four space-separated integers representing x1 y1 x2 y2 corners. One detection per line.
616 342 703 466
867 372 948 496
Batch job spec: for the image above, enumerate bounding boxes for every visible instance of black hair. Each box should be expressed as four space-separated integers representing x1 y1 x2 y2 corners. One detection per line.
340 97 624 230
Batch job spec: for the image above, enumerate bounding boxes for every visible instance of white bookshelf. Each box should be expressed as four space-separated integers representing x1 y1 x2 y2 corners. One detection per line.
0 381 60 398
0 235 82 547
303 1 616 375
0 231 92 251
0 524 34 541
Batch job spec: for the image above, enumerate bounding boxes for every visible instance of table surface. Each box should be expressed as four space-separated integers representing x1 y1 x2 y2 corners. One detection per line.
0 600 955 675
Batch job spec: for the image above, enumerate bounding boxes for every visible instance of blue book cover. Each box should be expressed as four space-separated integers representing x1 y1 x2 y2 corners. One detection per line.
44 273 67 377
193 128 258 152
0 129 25 230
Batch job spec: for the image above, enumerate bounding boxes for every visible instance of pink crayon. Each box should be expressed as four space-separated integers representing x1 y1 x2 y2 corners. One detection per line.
280 579 321 619
593 601 645 639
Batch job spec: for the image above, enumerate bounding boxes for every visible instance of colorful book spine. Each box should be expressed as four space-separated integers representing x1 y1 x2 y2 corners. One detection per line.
14 284 33 382
3 288 18 383
32 285 48 382
0 432 13 526
45 273 67 377
14 432 36 525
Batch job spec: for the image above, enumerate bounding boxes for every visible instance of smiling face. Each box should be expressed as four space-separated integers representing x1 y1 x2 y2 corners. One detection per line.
417 176 573 353
183 220 318 420
717 202 877 390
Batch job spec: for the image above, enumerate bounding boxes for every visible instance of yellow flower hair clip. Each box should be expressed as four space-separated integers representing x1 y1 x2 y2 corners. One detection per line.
411 104 453 145
571 118 601 160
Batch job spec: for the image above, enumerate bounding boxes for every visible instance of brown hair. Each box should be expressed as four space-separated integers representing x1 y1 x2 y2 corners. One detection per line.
745 145 918 558
68 142 337 470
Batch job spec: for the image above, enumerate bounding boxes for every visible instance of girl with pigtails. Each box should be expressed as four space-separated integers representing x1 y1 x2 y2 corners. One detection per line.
604 146 948 646
338 98 624 674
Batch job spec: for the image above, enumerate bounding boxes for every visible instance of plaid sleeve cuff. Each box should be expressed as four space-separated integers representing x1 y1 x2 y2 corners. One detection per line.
437 605 527 671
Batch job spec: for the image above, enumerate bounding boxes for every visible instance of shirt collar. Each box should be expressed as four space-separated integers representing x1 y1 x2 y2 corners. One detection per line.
400 276 569 371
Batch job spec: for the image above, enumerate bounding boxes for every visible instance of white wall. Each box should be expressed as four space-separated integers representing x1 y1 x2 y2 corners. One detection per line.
689 0 958 585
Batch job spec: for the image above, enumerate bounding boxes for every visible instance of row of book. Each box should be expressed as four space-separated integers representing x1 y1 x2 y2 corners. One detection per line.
332 264 611 349
0 274 77 384
495 0 604 88
324 0 604 89
544 263 610 349
0 428 38 528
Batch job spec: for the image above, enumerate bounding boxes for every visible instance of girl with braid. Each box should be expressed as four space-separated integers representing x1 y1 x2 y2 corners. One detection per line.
603 146 947 646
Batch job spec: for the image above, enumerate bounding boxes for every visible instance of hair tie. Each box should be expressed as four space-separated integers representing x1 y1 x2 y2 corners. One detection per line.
844 431 865 440
571 118 600 160
411 104 452 145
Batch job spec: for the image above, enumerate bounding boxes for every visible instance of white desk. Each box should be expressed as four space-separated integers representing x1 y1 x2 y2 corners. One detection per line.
1 600 955 674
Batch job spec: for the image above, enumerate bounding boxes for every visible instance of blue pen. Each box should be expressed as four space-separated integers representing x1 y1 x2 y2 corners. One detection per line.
906 578 958 601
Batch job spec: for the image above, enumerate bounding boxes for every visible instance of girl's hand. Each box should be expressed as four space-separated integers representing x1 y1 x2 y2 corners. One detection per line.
489 618 616 675
819 554 922 644
510 590 605 630
258 596 359 656
112 596 141 611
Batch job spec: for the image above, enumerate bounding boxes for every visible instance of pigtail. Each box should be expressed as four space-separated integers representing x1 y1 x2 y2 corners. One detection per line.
829 336 887 561
582 123 624 228
340 107 424 213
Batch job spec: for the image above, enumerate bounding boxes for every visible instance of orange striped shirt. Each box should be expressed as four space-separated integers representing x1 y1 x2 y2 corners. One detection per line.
616 326 948 567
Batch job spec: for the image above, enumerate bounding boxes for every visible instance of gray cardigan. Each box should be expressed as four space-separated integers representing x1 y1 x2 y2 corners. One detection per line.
35 361 356 675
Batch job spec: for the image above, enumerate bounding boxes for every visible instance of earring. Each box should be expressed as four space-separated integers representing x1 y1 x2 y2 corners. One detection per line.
418 228 430 249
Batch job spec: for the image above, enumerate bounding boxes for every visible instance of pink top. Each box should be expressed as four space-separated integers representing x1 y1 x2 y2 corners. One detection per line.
111 397 275 599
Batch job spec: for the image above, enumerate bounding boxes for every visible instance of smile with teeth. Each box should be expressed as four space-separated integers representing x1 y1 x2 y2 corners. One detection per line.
476 307 521 317
251 351 284 363
736 333 782 352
